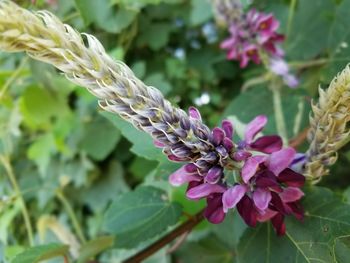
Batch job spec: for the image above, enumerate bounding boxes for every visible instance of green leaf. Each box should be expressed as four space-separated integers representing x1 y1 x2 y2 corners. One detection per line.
20 85 67 127
137 23 173 50
287 0 335 60
190 0 213 26
12 243 69 263
74 0 137 33
237 187 350 263
102 186 182 248
175 234 233 263
100 112 165 161
144 72 172 95
27 133 56 175
80 114 121 161
77 236 114 263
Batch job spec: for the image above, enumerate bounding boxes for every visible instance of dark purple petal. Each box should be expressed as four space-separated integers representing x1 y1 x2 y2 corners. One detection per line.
237 195 258 227
280 187 304 203
169 165 201 186
268 147 296 176
253 188 272 211
186 183 226 200
278 168 305 187
271 213 286 236
244 115 267 144
222 185 247 213
250 135 282 153
255 170 280 189
222 120 234 138
287 201 304 220
232 150 252 161
212 127 225 146
270 192 286 214
223 137 234 152
204 194 226 224
205 166 223 184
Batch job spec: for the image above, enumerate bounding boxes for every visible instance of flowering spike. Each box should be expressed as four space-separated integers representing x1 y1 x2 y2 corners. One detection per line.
305 65 350 183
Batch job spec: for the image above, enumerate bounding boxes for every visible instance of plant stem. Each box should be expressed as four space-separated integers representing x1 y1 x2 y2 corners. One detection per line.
123 209 205 263
271 82 288 146
286 0 297 39
0 57 28 100
0 155 34 245
56 190 87 244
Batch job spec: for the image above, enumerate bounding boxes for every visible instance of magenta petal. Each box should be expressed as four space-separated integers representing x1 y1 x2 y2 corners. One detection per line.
184 163 198 173
222 185 247 213
250 135 283 153
287 202 304 220
280 187 304 203
253 188 272 211
268 147 296 176
205 166 223 184
233 150 252 161
278 168 305 187
186 183 226 200
257 208 278 222
241 156 266 183
188 106 202 121
154 140 165 148
222 120 234 138
212 127 225 146
244 115 268 143
169 165 201 186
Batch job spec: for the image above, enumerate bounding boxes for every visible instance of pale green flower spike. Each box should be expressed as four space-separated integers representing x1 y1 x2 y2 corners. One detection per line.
0 0 214 162
305 65 350 184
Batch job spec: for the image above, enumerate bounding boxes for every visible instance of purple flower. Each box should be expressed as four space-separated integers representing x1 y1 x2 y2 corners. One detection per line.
233 115 282 162
222 147 305 235
269 57 299 88
220 9 284 68
166 109 305 234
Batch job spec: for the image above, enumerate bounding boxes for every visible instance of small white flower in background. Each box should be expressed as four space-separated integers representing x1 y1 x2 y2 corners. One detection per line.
194 92 211 106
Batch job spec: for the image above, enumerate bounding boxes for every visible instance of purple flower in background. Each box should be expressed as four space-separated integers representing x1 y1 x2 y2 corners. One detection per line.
269 57 299 88
164 107 306 234
220 9 284 68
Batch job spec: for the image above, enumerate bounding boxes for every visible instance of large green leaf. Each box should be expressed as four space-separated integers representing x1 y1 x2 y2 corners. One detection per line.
12 243 69 263
102 186 182 248
77 236 114 263
237 187 350 263
287 0 335 60
223 87 310 139
74 0 137 33
80 114 121 161
100 112 165 161
175 234 234 263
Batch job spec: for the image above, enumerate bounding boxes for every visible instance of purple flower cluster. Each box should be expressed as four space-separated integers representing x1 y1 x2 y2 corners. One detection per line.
161 108 305 235
220 9 284 68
